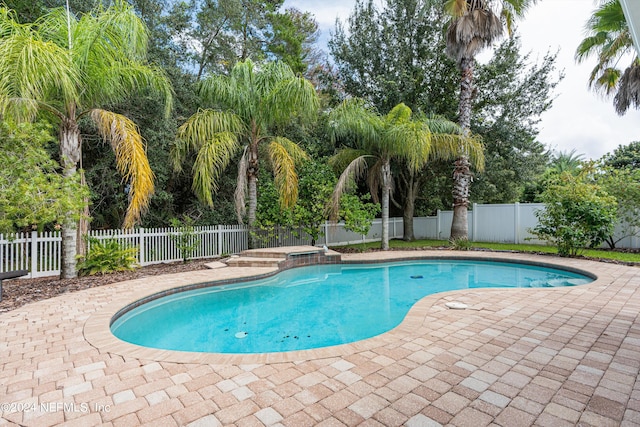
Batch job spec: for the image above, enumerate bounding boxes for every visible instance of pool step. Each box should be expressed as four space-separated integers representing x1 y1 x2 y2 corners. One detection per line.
239 246 323 259
224 256 282 268
223 245 341 269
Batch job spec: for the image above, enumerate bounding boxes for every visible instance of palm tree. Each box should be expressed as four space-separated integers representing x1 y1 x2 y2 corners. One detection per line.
328 100 483 250
549 149 585 175
576 0 640 115
172 59 319 229
444 0 536 241
0 2 173 278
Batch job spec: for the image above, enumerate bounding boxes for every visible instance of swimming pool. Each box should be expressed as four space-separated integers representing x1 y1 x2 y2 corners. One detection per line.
110 259 593 354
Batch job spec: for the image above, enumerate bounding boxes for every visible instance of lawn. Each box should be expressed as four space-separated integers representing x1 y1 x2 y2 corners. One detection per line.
339 239 640 264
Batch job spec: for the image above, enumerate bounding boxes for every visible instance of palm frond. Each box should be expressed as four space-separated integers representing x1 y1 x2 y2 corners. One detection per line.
268 138 309 209
328 148 369 174
329 155 372 219
256 60 295 98
430 133 485 172
0 24 78 120
445 9 503 63
327 99 383 147
382 121 432 172
173 109 244 172
89 109 154 228
199 72 251 117
614 60 640 115
264 75 320 126
191 131 240 207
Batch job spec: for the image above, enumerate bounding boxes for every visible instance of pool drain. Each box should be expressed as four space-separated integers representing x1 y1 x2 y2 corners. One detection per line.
235 331 248 338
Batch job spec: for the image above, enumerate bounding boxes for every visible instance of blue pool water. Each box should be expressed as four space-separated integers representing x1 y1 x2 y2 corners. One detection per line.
110 260 593 354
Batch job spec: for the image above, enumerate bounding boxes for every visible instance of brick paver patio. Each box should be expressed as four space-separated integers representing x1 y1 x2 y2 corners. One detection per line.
1 251 639 426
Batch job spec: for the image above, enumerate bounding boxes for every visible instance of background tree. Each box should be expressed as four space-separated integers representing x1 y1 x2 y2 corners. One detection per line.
598 142 640 248
267 7 321 75
532 170 617 256
0 121 87 234
172 59 319 230
328 100 479 249
329 0 457 114
330 0 558 223
600 140 640 169
0 2 173 278
444 0 537 241
576 0 640 115
471 36 557 203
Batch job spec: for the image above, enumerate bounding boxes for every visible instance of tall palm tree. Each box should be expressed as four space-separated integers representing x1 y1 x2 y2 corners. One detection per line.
444 0 536 241
0 2 173 278
328 100 483 250
576 0 640 115
172 59 319 228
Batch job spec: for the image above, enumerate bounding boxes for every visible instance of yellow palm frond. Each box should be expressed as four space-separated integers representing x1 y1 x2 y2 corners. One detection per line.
268 137 309 209
90 109 154 228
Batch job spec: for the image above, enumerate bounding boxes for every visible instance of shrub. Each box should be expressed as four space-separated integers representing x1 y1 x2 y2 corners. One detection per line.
450 237 472 250
77 238 139 276
170 215 201 263
531 172 617 256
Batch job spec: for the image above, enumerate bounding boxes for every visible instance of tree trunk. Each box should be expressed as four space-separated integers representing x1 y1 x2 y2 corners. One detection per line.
59 117 82 279
381 161 391 250
402 170 420 241
450 56 474 241
247 142 259 248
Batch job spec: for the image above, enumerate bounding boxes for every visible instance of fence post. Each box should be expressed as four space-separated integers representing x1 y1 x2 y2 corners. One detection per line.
514 202 520 244
436 210 441 240
30 230 37 278
217 225 222 256
138 228 146 266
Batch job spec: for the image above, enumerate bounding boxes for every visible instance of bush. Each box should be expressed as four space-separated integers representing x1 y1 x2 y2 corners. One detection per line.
77 238 139 276
170 215 201 263
531 172 617 256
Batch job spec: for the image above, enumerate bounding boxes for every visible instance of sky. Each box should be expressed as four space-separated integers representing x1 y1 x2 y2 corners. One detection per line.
283 0 640 161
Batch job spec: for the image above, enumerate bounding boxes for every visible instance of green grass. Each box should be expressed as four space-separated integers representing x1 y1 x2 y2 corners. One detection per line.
337 239 640 264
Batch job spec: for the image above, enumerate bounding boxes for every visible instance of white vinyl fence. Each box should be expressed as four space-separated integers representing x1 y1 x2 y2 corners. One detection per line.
1 203 637 278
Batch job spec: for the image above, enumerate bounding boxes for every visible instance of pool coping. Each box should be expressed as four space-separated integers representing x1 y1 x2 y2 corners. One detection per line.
83 251 609 365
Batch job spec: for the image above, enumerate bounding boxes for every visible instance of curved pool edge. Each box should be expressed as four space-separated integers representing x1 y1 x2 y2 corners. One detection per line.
84 251 608 365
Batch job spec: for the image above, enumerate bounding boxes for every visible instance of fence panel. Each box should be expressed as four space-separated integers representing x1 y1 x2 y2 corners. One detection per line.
3 204 639 278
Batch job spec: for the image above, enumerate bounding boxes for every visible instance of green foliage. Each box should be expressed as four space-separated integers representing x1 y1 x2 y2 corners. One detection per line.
253 161 337 245
292 161 336 245
531 173 617 256
169 215 202 263
339 193 380 236
329 0 457 114
77 237 139 276
601 141 640 169
597 167 640 248
472 36 559 203
0 121 87 234
267 8 320 75
450 236 472 250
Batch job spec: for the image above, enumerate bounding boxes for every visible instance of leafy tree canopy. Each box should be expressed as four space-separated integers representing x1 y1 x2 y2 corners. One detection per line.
0 121 87 234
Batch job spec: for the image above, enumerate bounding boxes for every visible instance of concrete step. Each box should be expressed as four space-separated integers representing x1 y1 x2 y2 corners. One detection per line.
224 256 282 268
239 246 323 259
203 261 227 269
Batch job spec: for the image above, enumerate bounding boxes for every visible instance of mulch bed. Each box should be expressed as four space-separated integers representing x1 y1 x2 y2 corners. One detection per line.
0 258 219 313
